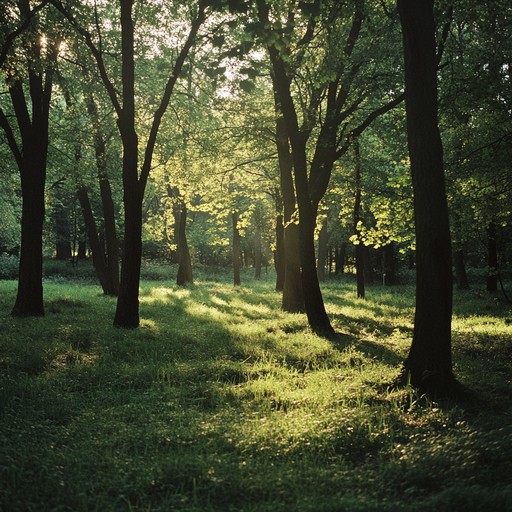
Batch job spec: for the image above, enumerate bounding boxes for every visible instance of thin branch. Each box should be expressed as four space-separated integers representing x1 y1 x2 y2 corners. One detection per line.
336 92 405 159
0 108 23 169
48 0 122 116
139 2 207 195
0 0 49 69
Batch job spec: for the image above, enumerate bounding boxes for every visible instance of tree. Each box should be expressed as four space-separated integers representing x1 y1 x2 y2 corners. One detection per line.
0 0 59 316
51 0 207 327
256 0 404 336
398 0 454 394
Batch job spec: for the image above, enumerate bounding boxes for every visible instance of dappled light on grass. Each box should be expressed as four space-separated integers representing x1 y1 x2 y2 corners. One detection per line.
0 279 511 511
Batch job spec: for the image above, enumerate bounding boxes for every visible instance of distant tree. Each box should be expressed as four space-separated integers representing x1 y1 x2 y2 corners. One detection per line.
398 0 454 394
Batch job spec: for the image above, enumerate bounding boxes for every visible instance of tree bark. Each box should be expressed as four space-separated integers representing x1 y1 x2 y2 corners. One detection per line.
77 185 113 294
12 146 46 316
6 5 57 317
273 86 304 311
317 217 329 282
275 212 285 291
268 43 332 334
398 0 454 394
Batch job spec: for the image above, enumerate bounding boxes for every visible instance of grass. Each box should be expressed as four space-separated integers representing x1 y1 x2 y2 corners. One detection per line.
0 272 511 511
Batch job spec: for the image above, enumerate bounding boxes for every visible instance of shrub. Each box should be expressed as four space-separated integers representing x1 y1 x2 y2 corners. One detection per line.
0 254 19 279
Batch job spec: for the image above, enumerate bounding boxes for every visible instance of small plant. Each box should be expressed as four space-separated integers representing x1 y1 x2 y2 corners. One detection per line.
0 253 19 279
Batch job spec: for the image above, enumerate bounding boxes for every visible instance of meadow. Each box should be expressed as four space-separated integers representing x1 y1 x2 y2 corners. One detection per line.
0 264 511 511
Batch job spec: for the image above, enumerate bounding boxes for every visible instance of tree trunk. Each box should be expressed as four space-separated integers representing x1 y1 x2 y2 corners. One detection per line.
398 0 454 394
97 158 119 296
454 248 469 289
232 212 241 286
486 222 498 292
5 4 57 317
77 186 114 295
271 65 332 334
317 217 329 282
12 148 46 317
176 202 193 286
274 90 304 311
113 0 142 328
275 212 285 291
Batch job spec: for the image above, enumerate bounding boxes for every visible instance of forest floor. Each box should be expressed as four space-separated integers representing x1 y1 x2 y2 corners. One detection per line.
0 265 511 511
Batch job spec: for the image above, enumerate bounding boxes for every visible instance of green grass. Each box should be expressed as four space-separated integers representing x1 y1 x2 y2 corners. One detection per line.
0 275 511 511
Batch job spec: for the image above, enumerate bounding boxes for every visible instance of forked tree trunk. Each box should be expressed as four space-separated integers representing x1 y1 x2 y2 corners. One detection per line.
399 0 454 394
7 39 56 316
274 87 304 311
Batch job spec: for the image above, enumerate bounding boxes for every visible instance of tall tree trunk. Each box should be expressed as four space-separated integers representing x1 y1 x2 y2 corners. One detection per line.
398 0 454 394
275 212 285 291
274 91 304 311
232 212 241 286
7 20 56 316
270 61 332 333
176 202 193 286
12 148 46 317
114 0 142 328
486 222 498 292
77 186 114 294
317 217 329 282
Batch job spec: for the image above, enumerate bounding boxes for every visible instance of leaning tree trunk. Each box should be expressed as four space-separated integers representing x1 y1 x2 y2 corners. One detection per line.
77 186 113 295
399 0 454 394
176 202 193 286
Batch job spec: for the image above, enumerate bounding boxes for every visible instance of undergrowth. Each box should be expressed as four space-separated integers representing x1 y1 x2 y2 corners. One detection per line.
0 276 511 511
